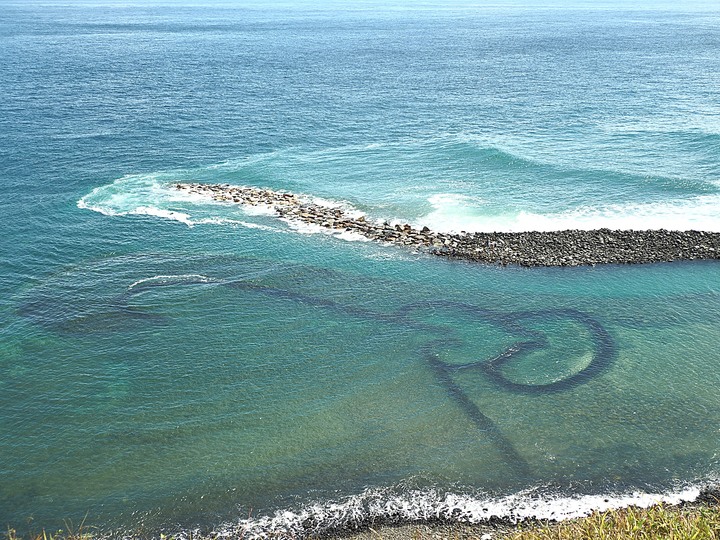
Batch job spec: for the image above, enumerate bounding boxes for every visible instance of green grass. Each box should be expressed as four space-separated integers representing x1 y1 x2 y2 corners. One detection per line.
5 515 93 540
5 501 720 540
507 504 720 540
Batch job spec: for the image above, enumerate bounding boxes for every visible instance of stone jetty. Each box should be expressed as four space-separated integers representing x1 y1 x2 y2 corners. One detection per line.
176 183 720 267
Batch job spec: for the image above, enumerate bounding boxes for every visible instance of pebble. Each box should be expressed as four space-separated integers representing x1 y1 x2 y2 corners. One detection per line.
176 183 720 267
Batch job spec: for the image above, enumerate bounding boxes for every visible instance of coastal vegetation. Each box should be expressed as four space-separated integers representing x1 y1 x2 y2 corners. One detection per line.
506 503 720 539
5 517 92 540
5 500 720 540
342 499 720 540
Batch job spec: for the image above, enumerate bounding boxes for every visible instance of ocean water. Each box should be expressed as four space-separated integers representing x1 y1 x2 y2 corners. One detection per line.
1 0 720 536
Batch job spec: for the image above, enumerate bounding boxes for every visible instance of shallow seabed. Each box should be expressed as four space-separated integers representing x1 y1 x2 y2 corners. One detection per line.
1 0 719 536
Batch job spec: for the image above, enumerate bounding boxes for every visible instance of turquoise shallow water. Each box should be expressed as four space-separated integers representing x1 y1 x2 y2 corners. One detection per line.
1 0 720 535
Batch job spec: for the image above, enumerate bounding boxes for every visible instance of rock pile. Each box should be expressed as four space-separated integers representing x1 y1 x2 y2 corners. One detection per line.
176 183 720 267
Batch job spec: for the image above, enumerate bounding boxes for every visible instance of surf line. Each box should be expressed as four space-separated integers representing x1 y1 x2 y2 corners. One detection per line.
176 183 720 267
123 276 617 478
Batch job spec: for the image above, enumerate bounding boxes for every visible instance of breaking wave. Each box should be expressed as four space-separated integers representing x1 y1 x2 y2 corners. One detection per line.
78 137 720 237
420 192 720 233
127 274 216 290
180 483 713 539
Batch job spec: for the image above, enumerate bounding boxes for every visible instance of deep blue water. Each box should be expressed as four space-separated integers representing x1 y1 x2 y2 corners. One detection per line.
1 0 720 536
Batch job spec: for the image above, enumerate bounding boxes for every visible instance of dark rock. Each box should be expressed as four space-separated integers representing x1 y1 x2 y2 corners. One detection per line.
174 183 720 267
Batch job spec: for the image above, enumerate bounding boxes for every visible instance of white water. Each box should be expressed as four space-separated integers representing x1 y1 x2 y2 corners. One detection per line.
420 193 720 234
127 274 216 290
79 172 720 238
199 483 710 539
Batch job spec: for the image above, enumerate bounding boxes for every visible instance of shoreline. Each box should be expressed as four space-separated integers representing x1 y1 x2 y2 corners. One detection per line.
175 183 720 267
7 487 719 540
331 491 720 540
332 488 720 540
234 486 720 540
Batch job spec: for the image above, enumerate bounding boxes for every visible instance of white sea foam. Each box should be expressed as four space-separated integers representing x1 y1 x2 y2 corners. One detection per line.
78 174 198 224
200 483 710 539
129 206 194 226
298 194 366 219
428 193 486 207
418 193 488 233
419 193 720 233
80 174 364 241
281 218 371 242
509 196 720 233
240 203 278 217
80 172 720 240
334 229 372 242
77 197 116 216
77 175 289 232
128 274 215 290
193 217 280 231
170 187 221 204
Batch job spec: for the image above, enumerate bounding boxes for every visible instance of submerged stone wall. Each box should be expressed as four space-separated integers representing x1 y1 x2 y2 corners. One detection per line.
176 183 720 267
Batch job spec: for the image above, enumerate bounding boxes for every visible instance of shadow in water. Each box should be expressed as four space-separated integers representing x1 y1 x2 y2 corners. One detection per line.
17 272 617 481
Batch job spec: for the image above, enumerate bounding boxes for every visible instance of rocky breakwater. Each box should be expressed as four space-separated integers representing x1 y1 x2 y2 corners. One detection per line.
176 183 720 267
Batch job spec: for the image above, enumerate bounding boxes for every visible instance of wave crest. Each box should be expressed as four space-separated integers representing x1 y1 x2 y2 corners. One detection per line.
127 274 216 291
197 484 708 539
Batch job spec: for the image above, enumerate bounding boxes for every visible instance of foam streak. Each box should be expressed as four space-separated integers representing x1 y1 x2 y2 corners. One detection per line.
175 183 720 267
